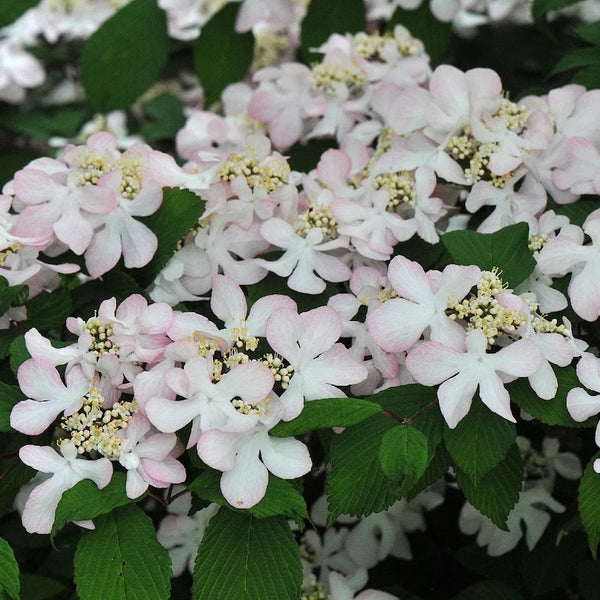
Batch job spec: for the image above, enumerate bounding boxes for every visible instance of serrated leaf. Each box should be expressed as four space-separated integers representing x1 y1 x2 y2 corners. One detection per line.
509 365 589 427
573 21 600 45
80 0 169 111
194 3 254 108
455 444 523 529
328 412 399 521
189 468 307 524
552 47 600 75
387 4 451 65
441 223 535 287
579 452 600 557
407 442 452 499
301 0 366 62
452 580 523 600
379 425 429 494
444 399 516 484
270 397 381 437
0 381 23 432
193 511 301 600
25 288 73 332
135 187 205 288
74 504 171 600
53 472 130 535
372 384 444 451
0 537 19 600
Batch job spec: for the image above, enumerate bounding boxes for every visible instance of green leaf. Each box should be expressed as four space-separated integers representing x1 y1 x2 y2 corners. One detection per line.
135 187 205 288
406 442 452 499
328 412 399 521
532 0 584 21
0 149 41 188
455 443 523 530
189 468 307 525
74 504 171 600
573 64 600 89
452 580 523 600
379 425 429 494
0 537 19 600
552 47 600 75
194 3 254 108
25 288 73 332
387 4 452 65
371 384 444 451
509 365 589 427
53 472 130 535
444 399 516 485
0 107 89 142
80 0 169 111
193 511 301 600
9 335 30 377
301 0 366 62
140 92 186 141
548 196 600 228
0 381 23 432
0 277 27 315
579 452 600 557
441 222 536 287
573 21 600 45
270 397 381 437
0 0 40 27
18 574 68 600
520 530 588 596
577 559 600 600
0 459 35 519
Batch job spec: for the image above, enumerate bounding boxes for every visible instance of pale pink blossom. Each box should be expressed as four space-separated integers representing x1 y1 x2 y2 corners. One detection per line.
266 306 368 420
406 329 541 427
19 442 112 534
11 359 90 435
367 256 481 353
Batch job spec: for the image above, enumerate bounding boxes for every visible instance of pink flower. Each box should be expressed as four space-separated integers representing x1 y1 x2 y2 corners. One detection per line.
406 329 541 428
11 359 90 435
19 442 112 534
266 306 368 420
118 414 186 499
367 256 481 353
197 398 311 508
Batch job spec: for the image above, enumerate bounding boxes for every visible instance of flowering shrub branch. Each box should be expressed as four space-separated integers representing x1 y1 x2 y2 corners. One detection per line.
0 0 600 599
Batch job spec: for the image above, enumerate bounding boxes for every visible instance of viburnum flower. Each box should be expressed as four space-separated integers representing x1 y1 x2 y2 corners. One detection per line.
145 355 273 448
458 484 565 557
566 354 600 432
265 305 369 420
157 497 219 577
367 256 481 353
255 217 352 294
117 413 186 499
11 359 90 435
18 442 112 534
536 215 600 321
406 328 541 427
327 568 400 600
197 396 312 508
